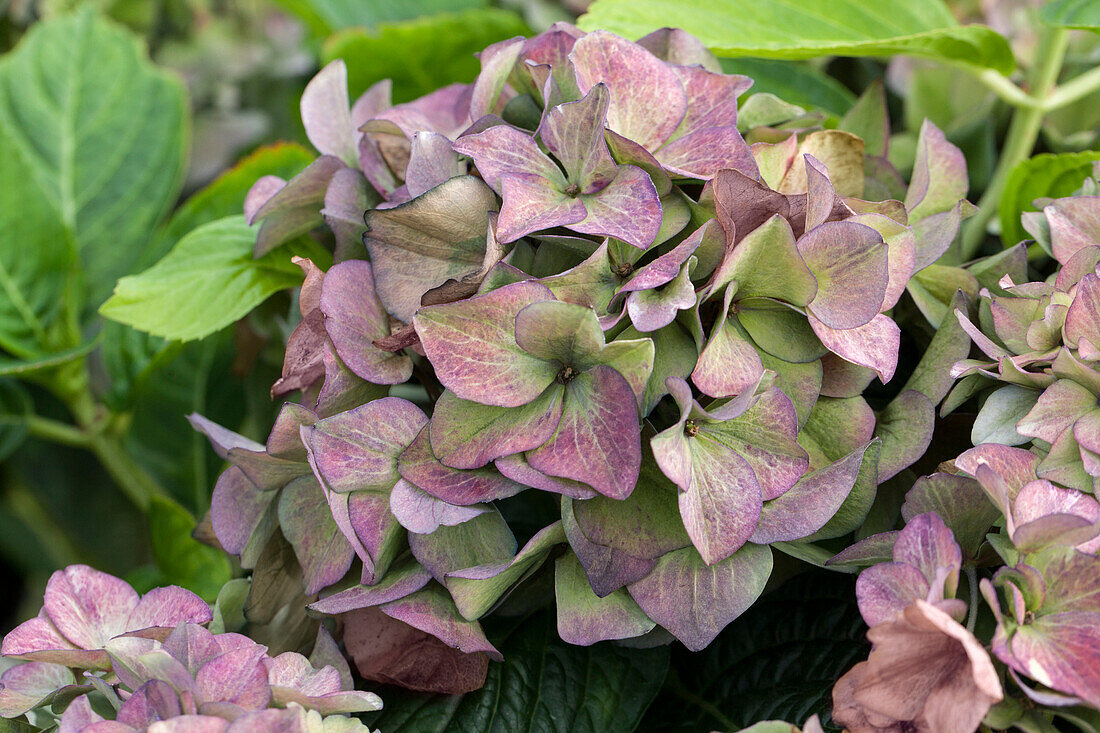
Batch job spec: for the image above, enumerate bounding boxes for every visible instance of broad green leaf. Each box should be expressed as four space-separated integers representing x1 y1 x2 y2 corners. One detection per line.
365 611 668 732
578 0 1014 73
720 58 855 117
999 151 1100 248
0 9 187 311
100 216 303 342
639 574 867 731
276 0 488 35
101 143 315 406
972 385 1039 446
148 494 233 603
0 380 31 463
323 9 531 103
1041 0 1100 29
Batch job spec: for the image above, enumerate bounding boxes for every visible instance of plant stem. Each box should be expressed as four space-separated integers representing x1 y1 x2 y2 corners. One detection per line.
965 565 979 633
960 28 1070 260
25 414 90 448
3 475 85 568
85 431 168 512
1044 62 1100 112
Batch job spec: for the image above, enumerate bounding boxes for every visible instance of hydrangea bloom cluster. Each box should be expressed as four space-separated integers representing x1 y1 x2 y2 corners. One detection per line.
952 165 1100 491
203 24 976 666
0 566 380 731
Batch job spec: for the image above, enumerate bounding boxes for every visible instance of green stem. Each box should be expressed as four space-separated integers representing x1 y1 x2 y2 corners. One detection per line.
1044 62 1100 112
960 28 1070 260
3 476 85 568
965 565 979 633
25 414 90 448
86 431 168 512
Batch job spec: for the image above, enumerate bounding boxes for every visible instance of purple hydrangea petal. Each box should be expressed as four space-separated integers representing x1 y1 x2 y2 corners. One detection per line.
570 31 687 152
409 510 516 583
125 587 212 635
856 562 930 627
0 661 77 717
250 156 346 258
452 124 564 193
390 478 490 534
496 171 588 243
309 560 431 616
562 497 657 597
210 467 277 568
415 280 559 407
554 552 654 645
307 397 427 493
426 387 564 471
1017 379 1096 445
320 260 412 385
654 125 757 181
195 645 271 711
399 423 526 503
627 543 772 652
277 477 355 595
405 132 466 199
42 565 141 651
809 313 900 384
538 83 617 190
494 452 598 499
300 60 356 166
379 584 503 661
573 164 662 249
692 289 765 399
798 221 889 330
526 365 642 499
708 214 817 306
117 679 184 728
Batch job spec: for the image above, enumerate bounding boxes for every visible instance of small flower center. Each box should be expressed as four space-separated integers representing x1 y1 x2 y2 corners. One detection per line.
684 419 699 437
613 262 634 278
1024 610 1035 625
557 365 578 384
564 183 581 198
899 722 917 733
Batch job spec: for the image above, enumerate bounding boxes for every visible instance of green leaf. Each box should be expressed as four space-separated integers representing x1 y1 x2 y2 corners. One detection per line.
99 216 303 342
148 495 233 603
366 611 669 732
999 151 1100 247
1041 0 1100 29
0 341 98 377
276 0 488 35
323 9 531 103
0 380 31 463
719 58 855 117
578 0 1014 73
101 143 315 406
0 9 187 311
640 573 867 732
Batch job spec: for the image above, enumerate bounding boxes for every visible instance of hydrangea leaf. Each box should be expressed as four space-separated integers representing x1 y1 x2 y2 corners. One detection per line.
415 281 559 407
307 398 427 493
973 385 1042 446
554 552 656 645
427 386 565 471
446 522 567 619
627 542 772 651
100 217 304 342
525 365 642 499
364 175 499 322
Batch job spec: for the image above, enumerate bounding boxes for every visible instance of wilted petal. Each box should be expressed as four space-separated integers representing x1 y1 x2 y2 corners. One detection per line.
627 543 772 652
364 175 497 322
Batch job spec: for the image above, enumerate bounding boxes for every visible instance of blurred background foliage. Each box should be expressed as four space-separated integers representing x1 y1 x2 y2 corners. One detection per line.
0 0 1096 686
